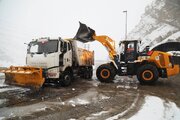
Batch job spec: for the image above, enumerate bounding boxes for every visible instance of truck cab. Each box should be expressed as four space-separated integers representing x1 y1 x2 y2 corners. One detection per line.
26 37 94 86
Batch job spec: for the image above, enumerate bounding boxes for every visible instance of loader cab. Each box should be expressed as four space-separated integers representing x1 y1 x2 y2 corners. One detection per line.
119 40 140 62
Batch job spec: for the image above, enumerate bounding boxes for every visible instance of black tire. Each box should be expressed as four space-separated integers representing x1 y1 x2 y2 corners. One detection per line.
87 66 93 79
137 64 159 85
81 66 93 79
96 64 116 83
61 71 72 87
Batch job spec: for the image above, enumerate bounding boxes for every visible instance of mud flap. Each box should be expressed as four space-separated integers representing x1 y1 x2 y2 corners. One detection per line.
74 22 95 43
0 66 45 89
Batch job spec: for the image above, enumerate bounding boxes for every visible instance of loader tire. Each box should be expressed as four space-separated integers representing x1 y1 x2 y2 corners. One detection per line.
61 71 72 87
137 64 159 85
96 64 116 83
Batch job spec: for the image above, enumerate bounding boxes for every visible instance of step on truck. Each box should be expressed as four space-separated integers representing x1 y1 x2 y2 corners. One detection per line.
0 37 94 88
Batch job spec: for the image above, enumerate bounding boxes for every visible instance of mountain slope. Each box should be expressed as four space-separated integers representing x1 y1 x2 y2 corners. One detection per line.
128 0 180 51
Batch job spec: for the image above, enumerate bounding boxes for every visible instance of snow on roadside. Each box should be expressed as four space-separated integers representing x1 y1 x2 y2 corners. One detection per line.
0 86 30 93
0 87 21 93
129 96 180 120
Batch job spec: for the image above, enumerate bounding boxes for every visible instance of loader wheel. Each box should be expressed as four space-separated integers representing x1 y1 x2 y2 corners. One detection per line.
137 64 159 85
96 64 116 83
61 71 72 87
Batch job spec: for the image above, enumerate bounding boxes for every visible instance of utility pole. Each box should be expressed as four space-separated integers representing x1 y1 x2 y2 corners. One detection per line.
123 10 127 40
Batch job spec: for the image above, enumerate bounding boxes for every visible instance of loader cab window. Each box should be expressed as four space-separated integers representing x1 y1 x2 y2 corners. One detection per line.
127 43 135 53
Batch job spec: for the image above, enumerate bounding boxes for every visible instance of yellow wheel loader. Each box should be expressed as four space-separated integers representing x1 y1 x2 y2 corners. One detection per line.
0 37 94 89
74 22 179 85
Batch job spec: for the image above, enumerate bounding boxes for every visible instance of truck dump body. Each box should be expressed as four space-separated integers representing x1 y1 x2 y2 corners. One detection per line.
77 48 94 66
70 40 94 67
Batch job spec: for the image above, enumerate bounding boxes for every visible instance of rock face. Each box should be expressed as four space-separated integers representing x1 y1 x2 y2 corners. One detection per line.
128 0 180 51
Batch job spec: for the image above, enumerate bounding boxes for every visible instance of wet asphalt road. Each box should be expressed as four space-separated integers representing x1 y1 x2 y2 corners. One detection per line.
0 73 180 120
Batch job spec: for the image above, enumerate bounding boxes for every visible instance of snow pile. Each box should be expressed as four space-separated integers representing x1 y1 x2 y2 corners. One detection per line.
129 96 180 120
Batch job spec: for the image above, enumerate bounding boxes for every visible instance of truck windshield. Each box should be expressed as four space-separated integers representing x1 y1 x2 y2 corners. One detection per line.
29 40 58 54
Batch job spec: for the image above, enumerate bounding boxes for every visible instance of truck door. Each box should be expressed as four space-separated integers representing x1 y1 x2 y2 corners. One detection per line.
60 41 72 67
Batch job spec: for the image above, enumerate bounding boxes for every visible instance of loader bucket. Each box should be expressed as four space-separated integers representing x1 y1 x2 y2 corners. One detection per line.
74 22 96 43
0 66 45 89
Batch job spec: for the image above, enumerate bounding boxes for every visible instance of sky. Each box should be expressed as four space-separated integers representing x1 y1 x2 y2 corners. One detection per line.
0 0 153 65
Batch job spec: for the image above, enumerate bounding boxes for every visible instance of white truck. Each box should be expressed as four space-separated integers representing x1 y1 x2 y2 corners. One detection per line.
26 37 94 86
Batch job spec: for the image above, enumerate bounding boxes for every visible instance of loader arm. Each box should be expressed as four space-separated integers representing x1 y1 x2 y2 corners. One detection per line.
74 22 117 60
93 35 117 60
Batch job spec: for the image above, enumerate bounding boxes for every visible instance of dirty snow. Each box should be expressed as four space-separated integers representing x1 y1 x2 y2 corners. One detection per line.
65 88 111 106
0 99 7 105
0 102 51 118
129 96 180 120
106 94 139 120
86 111 109 120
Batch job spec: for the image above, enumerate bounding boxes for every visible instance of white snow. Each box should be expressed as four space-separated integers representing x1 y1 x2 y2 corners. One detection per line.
0 80 7 87
129 96 180 120
68 119 76 120
68 98 90 106
86 111 109 120
151 0 165 10
128 15 159 40
0 86 30 93
35 106 48 111
101 95 110 100
92 111 109 116
0 117 5 120
0 87 21 93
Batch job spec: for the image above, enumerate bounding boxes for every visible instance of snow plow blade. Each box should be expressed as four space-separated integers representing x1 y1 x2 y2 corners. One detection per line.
74 22 96 43
0 66 45 89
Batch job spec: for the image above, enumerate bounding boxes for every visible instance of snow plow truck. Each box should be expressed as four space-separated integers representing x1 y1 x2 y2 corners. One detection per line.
0 37 94 89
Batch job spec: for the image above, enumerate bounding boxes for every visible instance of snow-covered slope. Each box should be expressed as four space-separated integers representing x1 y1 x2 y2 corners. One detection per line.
128 0 180 51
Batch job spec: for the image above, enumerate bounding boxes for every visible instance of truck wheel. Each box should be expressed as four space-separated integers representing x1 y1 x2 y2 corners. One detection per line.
96 64 116 83
61 71 72 87
81 66 93 79
87 66 93 79
137 64 159 85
